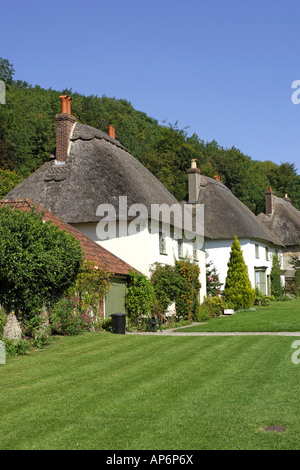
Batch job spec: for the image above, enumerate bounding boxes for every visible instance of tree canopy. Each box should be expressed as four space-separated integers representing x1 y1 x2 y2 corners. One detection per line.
0 58 299 213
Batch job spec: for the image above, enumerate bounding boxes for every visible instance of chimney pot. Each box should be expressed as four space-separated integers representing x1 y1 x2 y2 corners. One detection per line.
108 125 115 139
66 96 72 114
59 95 69 114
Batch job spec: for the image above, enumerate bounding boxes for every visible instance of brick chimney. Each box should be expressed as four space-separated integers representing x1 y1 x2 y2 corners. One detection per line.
265 187 274 215
55 95 76 164
188 159 201 203
108 125 115 139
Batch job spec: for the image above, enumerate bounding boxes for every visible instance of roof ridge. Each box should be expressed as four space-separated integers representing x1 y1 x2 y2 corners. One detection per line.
71 122 131 154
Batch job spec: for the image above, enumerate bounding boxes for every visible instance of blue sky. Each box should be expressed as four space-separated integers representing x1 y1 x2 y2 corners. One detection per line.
1 0 300 169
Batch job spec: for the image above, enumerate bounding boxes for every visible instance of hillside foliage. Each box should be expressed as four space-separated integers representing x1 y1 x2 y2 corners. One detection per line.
0 58 299 213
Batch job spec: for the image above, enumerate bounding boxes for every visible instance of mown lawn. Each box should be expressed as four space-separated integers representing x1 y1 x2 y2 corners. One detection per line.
1 330 300 450
178 298 300 333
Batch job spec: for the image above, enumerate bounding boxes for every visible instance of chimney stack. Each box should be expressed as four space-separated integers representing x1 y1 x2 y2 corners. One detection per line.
265 187 274 215
55 95 76 164
108 125 115 139
187 159 201 203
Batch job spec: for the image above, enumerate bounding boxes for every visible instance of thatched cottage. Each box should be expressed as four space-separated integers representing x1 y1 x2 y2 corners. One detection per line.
4 95 206 304
185 160 284 295
257 189 300 280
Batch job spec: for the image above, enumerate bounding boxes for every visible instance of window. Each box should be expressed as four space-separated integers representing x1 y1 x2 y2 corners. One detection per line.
265 247 269 261
159 231 167 255
177 239 183 258
255 244 260 259
255 268 267 295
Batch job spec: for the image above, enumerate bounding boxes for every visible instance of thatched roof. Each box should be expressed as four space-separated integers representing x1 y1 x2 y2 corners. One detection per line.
0 198 136 276
3 118 283 247
257 195 300 247
193 175 282 245
5 122 178 224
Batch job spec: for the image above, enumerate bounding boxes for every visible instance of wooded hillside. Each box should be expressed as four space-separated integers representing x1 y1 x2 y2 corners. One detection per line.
0 58 299 213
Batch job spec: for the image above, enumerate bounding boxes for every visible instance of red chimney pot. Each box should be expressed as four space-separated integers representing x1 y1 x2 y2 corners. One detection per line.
108 125 115 139
59 95 69 114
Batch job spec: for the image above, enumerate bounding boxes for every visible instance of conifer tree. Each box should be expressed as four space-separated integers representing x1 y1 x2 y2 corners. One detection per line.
224 235 255 309
271 253 283 298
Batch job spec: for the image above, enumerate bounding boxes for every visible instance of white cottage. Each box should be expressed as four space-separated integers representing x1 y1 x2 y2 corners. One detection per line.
4 95 206 306
185 160 284 295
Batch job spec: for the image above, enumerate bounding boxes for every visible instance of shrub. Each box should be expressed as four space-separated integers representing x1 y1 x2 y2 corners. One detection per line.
150 263 182 315
206 254 222 297
50 297 94 336
196 303 211 322
175 259 201 321
0 307 7 336
23 311 50 348
100 318 113 332
125 271 156 326
201 296 225 318
4 338 30 357
224 235 255 309
254 287 271 306
0 206 83 320
271 253 283 298
284 279 300 297
66 261 111 329
295 269 300 288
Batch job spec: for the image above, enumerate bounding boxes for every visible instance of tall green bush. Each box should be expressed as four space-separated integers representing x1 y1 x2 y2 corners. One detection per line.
125 271 156 325
271 253 283 298
150 262 182 315
0 206 83 319
224 235 255 309
175 259 201 321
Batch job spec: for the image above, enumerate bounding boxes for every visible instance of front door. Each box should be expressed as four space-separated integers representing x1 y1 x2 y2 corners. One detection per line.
105 279 127 319
255 269 267 295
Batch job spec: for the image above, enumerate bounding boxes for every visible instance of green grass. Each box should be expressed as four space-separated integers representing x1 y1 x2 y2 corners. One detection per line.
1 331 300 450
178 298 300 333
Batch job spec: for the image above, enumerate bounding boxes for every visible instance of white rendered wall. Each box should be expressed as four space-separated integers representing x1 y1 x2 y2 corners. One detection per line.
72 221 206 303
205 238 283 292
